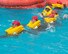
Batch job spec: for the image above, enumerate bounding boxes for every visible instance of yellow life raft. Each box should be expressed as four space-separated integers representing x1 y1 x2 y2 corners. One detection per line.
27 20 41 29
44 17 57 23
5 25 24 35
42 6 52 17
52 4 64 9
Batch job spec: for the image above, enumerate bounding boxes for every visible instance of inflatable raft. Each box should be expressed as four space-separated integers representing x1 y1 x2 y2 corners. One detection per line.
5 25 24 35
0 0 67 8
27 20 41 29
0 0 46 8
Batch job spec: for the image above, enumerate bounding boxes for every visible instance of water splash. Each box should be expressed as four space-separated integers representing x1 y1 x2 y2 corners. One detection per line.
46 24 56 32
63 14 68 19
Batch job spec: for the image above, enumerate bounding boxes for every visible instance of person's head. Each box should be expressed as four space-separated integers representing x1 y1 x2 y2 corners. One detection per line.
52 10 57 14
32 16 38 21
12 20 20 27
45 6 52 12
45 8 50 12
57 1 62 4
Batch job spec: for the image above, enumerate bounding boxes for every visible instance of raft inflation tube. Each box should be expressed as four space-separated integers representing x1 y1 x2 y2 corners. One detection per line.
27 20 41 29
5 25 24 35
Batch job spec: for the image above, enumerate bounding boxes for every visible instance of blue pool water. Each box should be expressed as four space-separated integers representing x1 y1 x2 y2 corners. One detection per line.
0 7 68 54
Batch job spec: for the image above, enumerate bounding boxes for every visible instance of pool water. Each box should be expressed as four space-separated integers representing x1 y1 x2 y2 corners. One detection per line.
0 8 68 54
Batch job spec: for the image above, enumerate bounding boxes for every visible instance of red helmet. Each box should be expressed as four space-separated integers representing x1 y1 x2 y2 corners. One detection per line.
12 20 20 26
49 13 55 18
32 16 38 21
57 1 62 4
52 10 57 14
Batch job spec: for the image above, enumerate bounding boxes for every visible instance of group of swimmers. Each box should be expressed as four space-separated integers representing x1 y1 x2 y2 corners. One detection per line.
6 2 65 35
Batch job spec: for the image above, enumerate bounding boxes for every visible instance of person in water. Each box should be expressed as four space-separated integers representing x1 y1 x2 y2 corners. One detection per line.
40 6 52 18
45 8 50 12
12 20 20 28
31 16 38 23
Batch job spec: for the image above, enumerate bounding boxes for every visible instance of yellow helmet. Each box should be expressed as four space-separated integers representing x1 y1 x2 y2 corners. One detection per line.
45 6 52 10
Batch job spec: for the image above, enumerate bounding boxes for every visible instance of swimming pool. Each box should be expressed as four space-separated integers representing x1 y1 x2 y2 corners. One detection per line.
0 8 68 54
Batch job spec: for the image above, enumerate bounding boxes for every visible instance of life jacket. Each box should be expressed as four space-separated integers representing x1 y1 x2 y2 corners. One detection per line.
42 6 52 16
